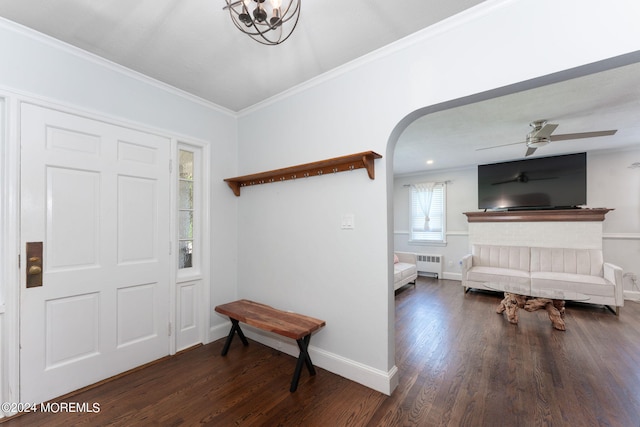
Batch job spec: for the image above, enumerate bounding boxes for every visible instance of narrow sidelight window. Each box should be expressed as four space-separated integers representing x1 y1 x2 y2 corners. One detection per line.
178 149 195 269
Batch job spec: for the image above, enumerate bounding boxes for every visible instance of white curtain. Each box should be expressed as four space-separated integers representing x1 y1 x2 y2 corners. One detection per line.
412 182 435 231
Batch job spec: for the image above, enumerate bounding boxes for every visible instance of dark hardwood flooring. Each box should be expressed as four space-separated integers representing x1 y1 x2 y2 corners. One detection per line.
3 277 640 426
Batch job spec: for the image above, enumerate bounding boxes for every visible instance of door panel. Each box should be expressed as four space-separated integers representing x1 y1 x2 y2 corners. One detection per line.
20 103 171 403
176 280 201 351
46 293 100 368
117 283 158 348
118 176 158 263
47 167 100 269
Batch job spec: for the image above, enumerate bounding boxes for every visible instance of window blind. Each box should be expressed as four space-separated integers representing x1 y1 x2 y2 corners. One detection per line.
409 182 446 243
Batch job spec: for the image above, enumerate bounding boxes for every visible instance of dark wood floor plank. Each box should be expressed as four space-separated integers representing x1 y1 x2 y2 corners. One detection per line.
3 277 640 426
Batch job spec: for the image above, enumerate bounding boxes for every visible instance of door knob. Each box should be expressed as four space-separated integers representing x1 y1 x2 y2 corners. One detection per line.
28 265 42 275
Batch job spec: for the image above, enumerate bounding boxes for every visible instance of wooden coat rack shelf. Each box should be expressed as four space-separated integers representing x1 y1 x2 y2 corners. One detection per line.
224 151 382 196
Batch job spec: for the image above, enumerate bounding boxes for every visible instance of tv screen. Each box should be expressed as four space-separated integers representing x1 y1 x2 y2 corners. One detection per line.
477 152 587 210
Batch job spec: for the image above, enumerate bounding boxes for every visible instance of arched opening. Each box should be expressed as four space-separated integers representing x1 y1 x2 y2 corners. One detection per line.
385 51 640 382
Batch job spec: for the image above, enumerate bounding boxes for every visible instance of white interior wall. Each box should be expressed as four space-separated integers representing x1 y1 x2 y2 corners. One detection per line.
590 147 640 298
394 167 477 280
235 0 640 393
0 16 240 332
393 148 640 295
0 18 239 407
1 0 640 401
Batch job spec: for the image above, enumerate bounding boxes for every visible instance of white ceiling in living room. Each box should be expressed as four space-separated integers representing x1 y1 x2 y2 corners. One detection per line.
393 61 640 176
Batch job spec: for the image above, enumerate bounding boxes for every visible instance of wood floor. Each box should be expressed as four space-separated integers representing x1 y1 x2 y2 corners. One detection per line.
3 277 640 426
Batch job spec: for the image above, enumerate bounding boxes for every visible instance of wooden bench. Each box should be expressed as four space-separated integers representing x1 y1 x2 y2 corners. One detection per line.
214 299 326 392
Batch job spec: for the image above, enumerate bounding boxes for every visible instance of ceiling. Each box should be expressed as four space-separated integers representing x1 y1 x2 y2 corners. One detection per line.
0 0 485 112
394 61 640 175
1 1 639 176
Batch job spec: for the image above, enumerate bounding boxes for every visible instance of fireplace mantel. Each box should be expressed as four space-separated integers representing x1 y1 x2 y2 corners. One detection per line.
463 208 613 223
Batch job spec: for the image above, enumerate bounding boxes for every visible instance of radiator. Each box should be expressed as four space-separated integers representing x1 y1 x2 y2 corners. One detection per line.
416 254 443 278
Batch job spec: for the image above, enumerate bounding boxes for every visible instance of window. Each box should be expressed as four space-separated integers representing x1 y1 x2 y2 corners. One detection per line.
409 182 446 243
178 148 197 269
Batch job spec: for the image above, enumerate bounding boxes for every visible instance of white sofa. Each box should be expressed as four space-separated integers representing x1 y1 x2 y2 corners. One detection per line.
394 252 418 291
461 244 624 314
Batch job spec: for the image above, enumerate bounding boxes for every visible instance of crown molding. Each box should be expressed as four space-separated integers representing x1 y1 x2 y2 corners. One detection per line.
0 17 237 118
238 0 511 116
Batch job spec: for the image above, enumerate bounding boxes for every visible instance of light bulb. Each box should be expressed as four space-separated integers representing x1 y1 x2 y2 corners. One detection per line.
270 0 282 8
270 1 282 27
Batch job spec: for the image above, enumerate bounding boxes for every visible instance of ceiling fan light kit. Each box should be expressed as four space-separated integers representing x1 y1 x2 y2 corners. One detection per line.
477 119 618 157
224 0 300 45
526 120 554 147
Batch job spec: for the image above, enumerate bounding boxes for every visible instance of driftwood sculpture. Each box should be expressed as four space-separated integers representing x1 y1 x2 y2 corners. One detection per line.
496 293 527 324
497 293 567 330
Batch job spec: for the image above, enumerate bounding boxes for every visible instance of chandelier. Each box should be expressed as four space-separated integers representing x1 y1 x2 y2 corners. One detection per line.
223 0 301 45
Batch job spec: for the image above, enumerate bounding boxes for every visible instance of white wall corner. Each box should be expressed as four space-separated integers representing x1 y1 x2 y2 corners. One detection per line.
208 321 232 344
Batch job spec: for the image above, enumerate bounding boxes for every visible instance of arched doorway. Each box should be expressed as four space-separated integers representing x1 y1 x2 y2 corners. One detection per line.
385 51 640 381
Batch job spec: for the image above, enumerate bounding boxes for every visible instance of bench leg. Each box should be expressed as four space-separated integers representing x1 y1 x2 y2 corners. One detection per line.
290 334 315 392
221 318 249 356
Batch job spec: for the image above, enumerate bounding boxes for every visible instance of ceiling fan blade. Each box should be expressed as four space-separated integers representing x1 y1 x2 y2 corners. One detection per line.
550 129 617 141
476 141 525 151
491 178 517 185
531 123 558 139
525 147 537 157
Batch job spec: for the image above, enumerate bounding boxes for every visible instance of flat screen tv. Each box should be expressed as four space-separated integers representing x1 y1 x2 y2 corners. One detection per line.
477 152 587 210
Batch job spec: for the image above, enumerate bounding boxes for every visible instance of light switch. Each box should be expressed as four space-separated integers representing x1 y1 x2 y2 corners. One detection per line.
341 214 355 230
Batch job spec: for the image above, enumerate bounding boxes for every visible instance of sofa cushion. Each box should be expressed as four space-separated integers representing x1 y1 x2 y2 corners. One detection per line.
472 245 530 272
394 262 416 281
466 266 530 286
531 272 614 297
530 247 603 276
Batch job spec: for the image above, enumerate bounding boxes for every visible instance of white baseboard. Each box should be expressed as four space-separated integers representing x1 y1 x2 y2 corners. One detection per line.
441 272 462 281
218 327 398 395
417 272 461 281
208 322 232 344
309 343 399 396
624 290 640 302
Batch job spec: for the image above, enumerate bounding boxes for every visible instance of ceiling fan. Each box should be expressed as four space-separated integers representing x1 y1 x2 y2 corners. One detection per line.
477 120 618 157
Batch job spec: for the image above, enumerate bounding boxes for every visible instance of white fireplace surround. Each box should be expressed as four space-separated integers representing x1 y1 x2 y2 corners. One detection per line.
469 222 604 249
464 209 611 250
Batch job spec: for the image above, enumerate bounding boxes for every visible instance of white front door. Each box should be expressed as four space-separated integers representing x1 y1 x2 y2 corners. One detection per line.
19 103 171 403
